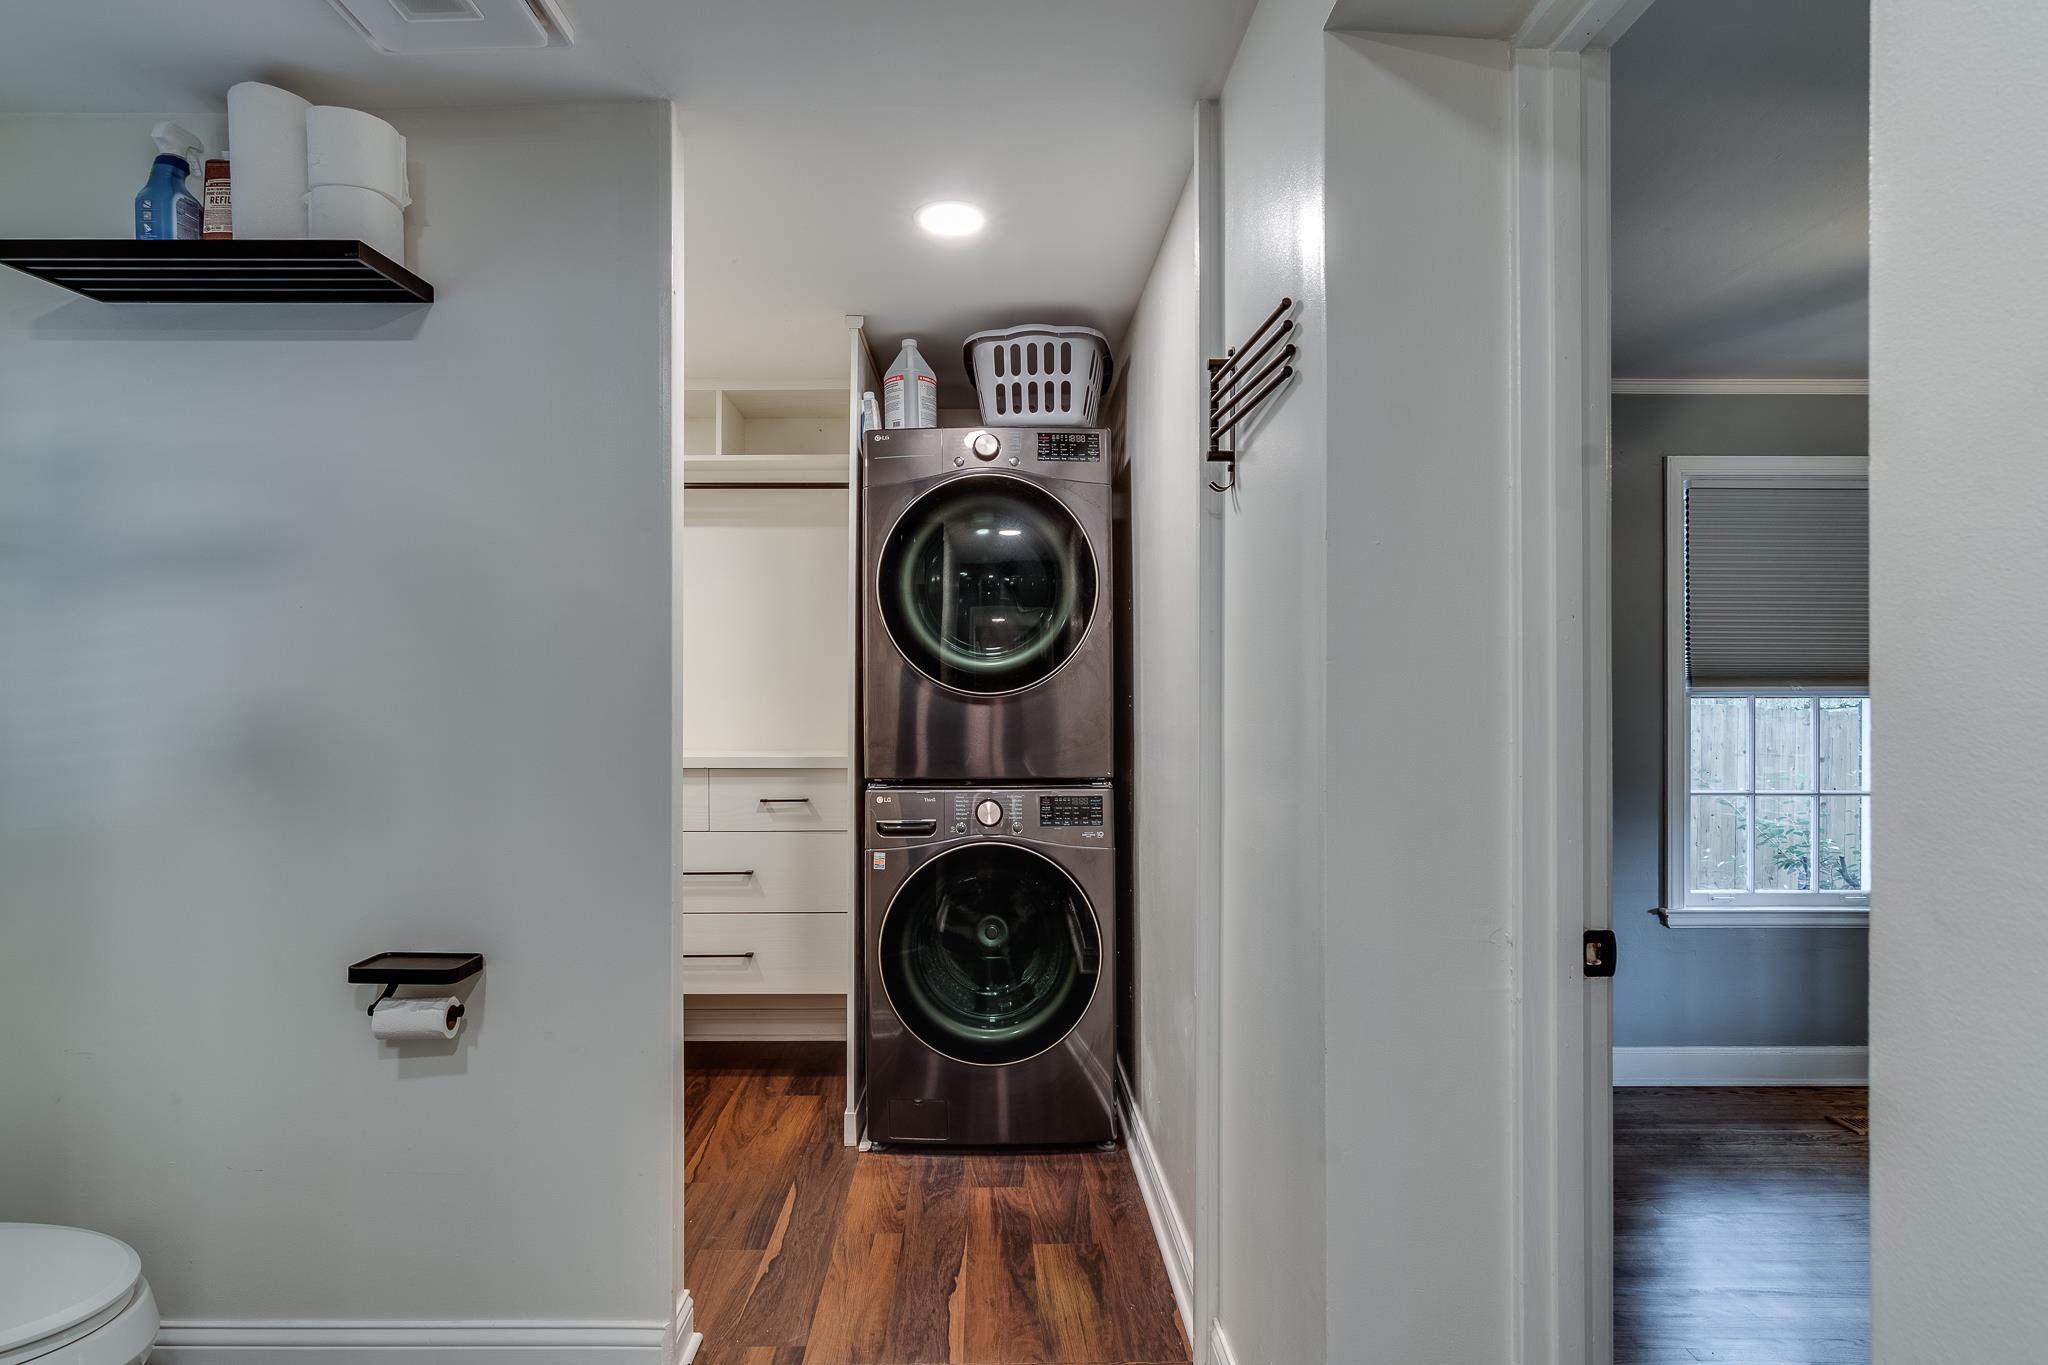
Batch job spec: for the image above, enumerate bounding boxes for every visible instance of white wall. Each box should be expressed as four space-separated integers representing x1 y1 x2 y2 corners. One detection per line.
1119 172 1202 1242
0 104 677 1329
1869 2 2048 1357
1209 7 1526 1358
1322 31 1516 1363
1215 2 1330 1359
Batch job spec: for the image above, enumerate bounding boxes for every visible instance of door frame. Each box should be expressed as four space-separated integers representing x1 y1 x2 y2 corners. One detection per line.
1507 3 1641 1362
1190 95 1228 1365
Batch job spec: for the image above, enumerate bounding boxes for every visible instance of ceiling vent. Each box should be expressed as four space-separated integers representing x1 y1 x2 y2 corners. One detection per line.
326 0 574 52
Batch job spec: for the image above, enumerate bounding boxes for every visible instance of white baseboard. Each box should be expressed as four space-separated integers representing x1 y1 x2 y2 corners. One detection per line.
1612 1045 1869 1086
152 1321 669 1364
672 1290 700 1365
1116 1065 1193 1338
682 994 845 1042
1209 1320 1240 1365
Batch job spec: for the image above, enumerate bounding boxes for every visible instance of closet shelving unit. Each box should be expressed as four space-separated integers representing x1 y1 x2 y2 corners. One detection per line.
681 320 878 1146
682 386 850 488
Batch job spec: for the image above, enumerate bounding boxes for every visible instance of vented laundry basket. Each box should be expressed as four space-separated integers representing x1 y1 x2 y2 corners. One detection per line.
965 325 1111 426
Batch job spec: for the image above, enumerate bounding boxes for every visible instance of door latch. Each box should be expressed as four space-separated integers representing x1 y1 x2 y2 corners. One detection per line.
1583 929 1617 978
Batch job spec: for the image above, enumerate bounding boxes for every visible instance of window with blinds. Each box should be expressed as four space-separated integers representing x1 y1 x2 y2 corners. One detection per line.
1663 457 1872 926
1684 483 1869 690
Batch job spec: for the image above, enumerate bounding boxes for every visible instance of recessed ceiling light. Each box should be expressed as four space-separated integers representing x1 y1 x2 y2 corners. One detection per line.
916 201 986 238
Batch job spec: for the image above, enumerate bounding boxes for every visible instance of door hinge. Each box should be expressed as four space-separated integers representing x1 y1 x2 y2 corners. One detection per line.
1583 929 1617 978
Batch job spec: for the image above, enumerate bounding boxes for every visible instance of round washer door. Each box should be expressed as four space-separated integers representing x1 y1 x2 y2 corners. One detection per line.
878 477 1098 695
880 843 1101 1066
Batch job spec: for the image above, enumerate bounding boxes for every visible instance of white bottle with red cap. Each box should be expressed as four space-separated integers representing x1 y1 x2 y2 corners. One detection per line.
882 338 938 429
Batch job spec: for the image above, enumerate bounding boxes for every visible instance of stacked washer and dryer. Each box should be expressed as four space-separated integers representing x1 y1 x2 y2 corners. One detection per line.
859 422 1118 1147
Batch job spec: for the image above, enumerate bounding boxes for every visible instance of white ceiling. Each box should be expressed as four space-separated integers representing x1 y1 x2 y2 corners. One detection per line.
0 1 1257 401
1611 0 1869 380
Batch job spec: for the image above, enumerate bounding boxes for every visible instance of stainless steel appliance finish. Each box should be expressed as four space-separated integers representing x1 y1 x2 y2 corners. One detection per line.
863 783 1117 1146
862 427 1113 781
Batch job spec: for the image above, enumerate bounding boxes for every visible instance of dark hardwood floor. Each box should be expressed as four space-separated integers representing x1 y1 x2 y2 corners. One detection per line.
1616 1087 1870 1365
684 1042 1190 1365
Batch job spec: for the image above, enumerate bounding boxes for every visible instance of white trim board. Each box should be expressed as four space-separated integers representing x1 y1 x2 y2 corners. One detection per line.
1656 906 1870 929
1209 1322 1240 1365
1611 377 1869 395
672 1290 700 1365
153 1321 670 1364
1118 1068 1194 1337
1612 1046 1869 1086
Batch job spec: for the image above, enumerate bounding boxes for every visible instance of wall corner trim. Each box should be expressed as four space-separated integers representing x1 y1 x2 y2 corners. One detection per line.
1612 1045 1870 1086
1117 1065 1194 1339
152 1321 671 1364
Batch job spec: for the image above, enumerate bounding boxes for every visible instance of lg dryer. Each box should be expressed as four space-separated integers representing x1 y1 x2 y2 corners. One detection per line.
863 783 1116 1146
862 426 1112 781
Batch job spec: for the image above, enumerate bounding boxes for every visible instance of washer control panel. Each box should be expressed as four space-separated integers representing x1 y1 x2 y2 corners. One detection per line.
868 785 1113 845
1038 793 1106 828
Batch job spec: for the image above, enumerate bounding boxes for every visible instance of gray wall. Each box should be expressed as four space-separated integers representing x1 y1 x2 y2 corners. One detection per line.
1611 393 1869 1047
0 104 676 1324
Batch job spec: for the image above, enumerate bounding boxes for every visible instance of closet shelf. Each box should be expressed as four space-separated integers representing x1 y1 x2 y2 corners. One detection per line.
0 239 434 304
683 452 850 488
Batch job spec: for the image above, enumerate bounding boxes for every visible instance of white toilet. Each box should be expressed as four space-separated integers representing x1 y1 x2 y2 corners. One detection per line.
0 1226 157 1365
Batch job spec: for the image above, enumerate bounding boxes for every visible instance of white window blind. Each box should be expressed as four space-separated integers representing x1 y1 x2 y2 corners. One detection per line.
1684 483 1870 689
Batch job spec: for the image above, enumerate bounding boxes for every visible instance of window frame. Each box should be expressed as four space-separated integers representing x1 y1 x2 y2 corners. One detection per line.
1661 455 1872 929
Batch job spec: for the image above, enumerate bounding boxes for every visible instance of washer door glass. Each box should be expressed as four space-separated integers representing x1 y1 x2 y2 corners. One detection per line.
879 478 1097 694
880 844 1101 1066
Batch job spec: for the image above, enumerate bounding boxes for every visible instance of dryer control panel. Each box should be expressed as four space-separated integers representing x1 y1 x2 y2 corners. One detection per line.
862 427 1112 485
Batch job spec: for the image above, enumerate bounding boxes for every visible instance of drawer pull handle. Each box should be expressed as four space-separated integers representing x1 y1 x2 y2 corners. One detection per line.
683 869 756 877
876 819 939 837
758 797 814 805
683 951 757 960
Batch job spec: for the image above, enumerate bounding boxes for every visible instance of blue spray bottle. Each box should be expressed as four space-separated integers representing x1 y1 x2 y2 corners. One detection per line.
134 123 205 241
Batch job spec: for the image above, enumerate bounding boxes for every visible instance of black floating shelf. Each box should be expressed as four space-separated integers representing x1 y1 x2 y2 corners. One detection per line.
0 239 434 304
347 952 484 987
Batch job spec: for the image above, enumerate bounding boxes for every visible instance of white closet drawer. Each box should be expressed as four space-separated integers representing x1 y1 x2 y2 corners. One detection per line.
707 768 850 831
680 831 851 913
682 911 849 994
681 769 710 832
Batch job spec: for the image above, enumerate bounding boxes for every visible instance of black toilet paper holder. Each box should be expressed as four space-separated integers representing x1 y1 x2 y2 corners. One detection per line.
347 952 484 1017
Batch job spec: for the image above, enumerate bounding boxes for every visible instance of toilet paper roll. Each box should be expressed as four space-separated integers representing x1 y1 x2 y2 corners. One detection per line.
370 995 462 1041
307 106 410 207
226 82 310 239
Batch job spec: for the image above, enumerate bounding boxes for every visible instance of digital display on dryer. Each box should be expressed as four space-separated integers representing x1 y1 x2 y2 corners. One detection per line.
1039 794 1105 827
1036 432 1101 462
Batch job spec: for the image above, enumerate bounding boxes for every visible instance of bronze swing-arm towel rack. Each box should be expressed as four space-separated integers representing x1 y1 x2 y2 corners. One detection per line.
1207 295 1298 493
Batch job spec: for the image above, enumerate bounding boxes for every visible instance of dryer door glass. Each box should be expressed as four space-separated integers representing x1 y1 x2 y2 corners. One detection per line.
879 479 1098 695
880 843 1101 1066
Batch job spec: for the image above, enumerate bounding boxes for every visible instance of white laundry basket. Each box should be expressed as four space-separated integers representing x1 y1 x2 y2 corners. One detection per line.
965 325 1110 426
